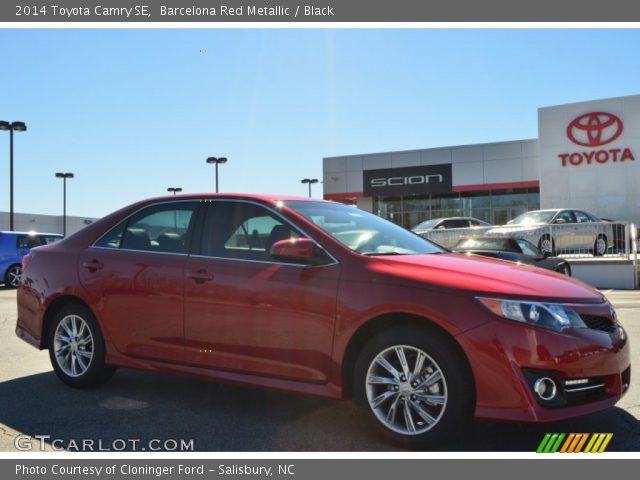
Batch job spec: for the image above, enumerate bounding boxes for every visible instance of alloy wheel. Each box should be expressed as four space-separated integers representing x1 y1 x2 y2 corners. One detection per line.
53 315 94 378
540 238 553 255
7 265 21 288
365 345 447 435
596 237 607 256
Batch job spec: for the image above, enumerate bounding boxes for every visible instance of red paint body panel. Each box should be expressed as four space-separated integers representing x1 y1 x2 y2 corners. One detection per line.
15 193 631 422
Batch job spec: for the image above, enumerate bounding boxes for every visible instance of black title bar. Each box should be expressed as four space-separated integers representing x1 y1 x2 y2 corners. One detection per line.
2 0 640 22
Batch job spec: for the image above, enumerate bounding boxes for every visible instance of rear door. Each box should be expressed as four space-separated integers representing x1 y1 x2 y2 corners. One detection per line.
79 200 201 363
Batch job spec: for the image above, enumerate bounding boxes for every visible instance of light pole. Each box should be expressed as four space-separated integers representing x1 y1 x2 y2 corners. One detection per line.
206 157 227 193
167 187 182 195
301 178 319 198
55 172 74 236
0 121 27 231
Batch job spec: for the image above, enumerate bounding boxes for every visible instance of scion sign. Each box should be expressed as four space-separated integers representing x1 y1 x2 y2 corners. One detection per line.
363 164 452 196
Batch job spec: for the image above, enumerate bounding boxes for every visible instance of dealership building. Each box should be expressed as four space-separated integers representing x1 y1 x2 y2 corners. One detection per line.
323 94 640 228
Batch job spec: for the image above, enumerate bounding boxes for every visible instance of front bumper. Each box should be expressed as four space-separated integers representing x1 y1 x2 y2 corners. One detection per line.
457 304 630 423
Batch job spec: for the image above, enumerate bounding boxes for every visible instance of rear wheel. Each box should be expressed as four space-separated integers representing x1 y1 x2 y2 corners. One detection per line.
538 235 556 256
4 264 21 288
594 235 607 257
353 326 474 448
48 304 115 388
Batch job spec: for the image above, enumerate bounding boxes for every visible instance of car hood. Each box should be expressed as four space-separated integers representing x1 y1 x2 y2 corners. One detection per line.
371 252 603 303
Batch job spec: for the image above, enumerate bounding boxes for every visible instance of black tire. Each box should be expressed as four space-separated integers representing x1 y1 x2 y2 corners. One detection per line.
593 235 607 257
353 325 474 449
4 264 22 289
538 235 556 256
47 303 116 388
557 262 572 276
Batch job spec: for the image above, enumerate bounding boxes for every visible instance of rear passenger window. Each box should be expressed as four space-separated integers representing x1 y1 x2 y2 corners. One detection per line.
575 211 592 223
95 202 198 254
17 235 42 249
443 219 470 229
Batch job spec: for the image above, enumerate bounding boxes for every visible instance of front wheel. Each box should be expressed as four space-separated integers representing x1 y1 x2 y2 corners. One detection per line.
353 326 474 448
48 304 116 388
594 235 607 257
4 264 22 288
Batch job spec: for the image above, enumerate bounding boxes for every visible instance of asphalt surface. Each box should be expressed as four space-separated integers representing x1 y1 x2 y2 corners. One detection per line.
0 287 639 452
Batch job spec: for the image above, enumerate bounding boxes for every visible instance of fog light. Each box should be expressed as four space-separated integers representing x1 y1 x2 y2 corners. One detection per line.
534 377 557 401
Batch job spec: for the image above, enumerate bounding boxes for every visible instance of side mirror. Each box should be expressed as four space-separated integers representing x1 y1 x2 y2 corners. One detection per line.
554 218 566 224
270 238 323 265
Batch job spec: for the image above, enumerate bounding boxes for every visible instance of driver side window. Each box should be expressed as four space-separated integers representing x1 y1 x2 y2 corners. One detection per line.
201 201 302 262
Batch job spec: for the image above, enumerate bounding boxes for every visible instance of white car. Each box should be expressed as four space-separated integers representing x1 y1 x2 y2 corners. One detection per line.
412 217 492 249
485 209 613 256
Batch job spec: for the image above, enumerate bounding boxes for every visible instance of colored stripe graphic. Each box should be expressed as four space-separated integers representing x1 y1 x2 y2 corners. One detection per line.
538 433 613 453
536 433 566 453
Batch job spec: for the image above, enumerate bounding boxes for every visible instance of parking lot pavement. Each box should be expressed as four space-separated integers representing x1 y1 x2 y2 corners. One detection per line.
0 286 639 452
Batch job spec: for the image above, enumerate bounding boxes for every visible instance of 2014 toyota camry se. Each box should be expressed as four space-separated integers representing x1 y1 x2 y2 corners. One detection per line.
16 194 630 447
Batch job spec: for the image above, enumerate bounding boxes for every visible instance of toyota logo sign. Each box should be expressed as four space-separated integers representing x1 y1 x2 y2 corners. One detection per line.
566 112 623 147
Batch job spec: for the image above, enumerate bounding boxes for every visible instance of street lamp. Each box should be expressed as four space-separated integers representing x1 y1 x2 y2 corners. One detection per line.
301 178 319 198
167 187 183 195
206 157 227 193
0 121 27 231
55 172 74 236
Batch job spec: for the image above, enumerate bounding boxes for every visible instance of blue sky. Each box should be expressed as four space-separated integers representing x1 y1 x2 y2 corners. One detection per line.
1 29 639 218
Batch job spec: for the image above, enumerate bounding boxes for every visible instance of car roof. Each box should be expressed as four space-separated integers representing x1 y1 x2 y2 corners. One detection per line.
423 217 482 222
522 208 590 213
454 236 518 250
0 231 63 236
141 193 327 204
456 236 515 244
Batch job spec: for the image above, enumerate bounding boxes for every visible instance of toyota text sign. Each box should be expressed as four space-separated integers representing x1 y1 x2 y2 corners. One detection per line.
560 111 635 167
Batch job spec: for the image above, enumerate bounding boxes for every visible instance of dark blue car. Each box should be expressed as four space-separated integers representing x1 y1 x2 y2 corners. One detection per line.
0 231 63 288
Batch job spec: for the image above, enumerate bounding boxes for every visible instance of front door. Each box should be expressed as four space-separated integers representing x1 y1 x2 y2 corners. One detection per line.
183 200 341 383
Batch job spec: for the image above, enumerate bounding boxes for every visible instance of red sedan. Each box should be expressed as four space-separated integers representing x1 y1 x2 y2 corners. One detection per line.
15 194 630 447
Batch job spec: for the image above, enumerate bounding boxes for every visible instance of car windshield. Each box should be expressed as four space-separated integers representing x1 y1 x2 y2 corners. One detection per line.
507 211 556 225
455 238 510 250
413 219 440 230
284 201 444 256
516 239 541 257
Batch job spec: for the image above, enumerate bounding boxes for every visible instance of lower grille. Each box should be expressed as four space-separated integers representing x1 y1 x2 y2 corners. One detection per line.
563 377 606 406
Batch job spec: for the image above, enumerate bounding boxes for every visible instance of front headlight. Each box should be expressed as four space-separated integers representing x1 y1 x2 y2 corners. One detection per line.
476 297 587 332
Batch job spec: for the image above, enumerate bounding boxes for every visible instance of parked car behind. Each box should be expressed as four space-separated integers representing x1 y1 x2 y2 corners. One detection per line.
413 217 492 249
0 231 63 288
486 209 613 256
16 195 629 448
452 236 571 276
413 216 491 232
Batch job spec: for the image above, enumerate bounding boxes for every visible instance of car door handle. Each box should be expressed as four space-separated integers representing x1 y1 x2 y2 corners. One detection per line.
186 269 214 284
82 259 104 272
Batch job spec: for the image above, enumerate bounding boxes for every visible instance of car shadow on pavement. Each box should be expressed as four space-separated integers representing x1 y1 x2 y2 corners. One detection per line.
1 369 639 452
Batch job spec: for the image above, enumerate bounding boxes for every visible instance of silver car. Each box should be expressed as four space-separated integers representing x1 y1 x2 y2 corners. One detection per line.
485 209 613 256
412 217 492 249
